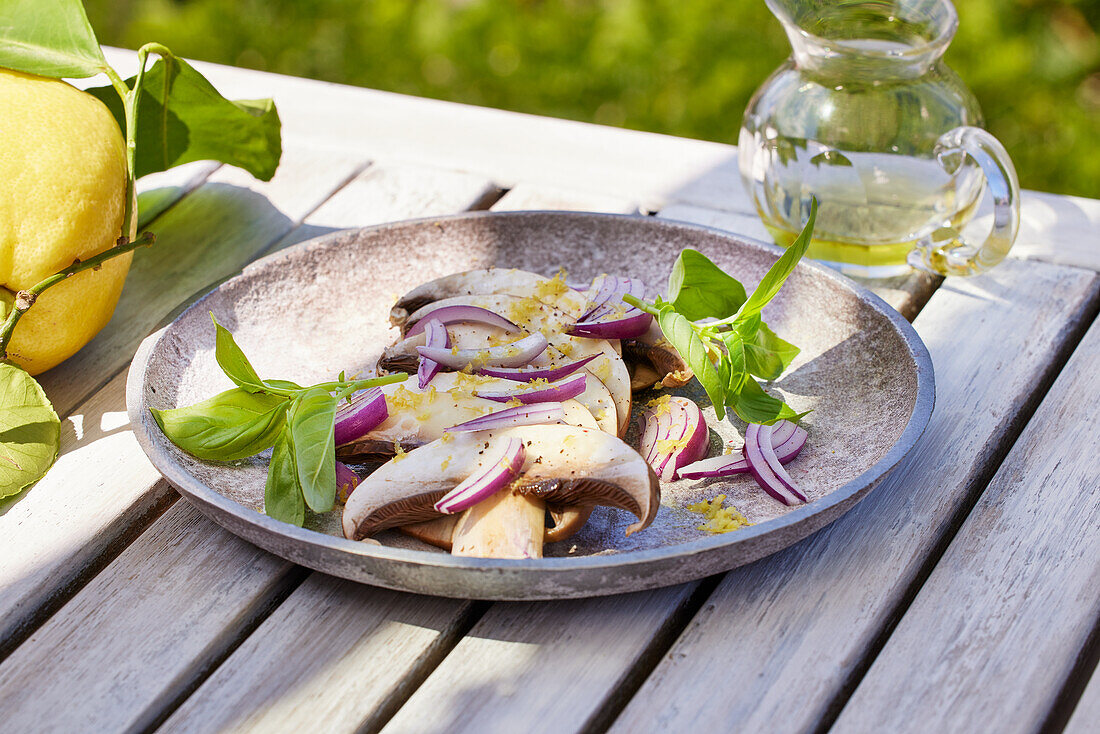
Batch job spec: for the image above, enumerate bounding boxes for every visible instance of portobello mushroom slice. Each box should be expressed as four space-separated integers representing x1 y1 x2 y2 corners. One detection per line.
390 268 587 327
404 294 632 435
623 320 692 390
342 425 660 550
336 372 598 462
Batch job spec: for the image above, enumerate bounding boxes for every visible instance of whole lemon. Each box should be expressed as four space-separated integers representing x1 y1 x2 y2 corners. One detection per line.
0 68 133 375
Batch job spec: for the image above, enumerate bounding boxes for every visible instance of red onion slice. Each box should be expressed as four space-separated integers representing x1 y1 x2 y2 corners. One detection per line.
570 276 651 339
434 437 526 514
405 305 519 337
445 402 565 432
476 354 597 381
640 398 674 464
652 400 690 480
567 310 653 340
475 372 586 404
639 396 710 481
581 274 620 316
334 388 388 446
580 276 646 319
336 461 361 503
744 423 807 505
678 421 807 479
416 332 548 369
417 319 449 388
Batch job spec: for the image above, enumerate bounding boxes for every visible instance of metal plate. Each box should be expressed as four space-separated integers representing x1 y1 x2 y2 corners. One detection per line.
127 211 934 600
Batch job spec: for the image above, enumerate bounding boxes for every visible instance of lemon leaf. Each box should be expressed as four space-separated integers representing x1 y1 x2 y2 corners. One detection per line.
0 0 107 79
87 54 282 181
0 363 60 498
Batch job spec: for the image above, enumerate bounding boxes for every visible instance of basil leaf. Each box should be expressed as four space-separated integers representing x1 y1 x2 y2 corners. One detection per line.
150 389 288 461
657 309 727 419
734 197 818 325
289 387 338 513
210 314 266 393
0 363 60 497
742 319 800 381
264 427 304 526
667 249 748 321
87 54 281 180
727 372 802 425
0 0 107 78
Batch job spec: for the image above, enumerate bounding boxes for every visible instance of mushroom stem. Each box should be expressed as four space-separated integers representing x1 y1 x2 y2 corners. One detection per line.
451 489 546 559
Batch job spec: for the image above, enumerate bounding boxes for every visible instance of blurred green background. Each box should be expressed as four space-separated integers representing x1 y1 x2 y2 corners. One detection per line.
87 0 1099 197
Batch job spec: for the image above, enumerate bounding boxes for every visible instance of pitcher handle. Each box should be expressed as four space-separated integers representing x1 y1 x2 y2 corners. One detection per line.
909 126 1020 277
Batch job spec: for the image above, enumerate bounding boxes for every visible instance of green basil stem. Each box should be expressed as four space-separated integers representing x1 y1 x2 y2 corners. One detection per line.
0 232 156 361
260 372 407 399
625 294 717 342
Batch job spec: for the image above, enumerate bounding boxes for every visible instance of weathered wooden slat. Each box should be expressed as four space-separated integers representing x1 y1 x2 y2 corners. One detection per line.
831 317 1100 734
0 162 507 731
0 150 367 659
608 258 1099 734
0 502 296 734
657 202 941 320
382 585 702 734
0 371 171 658
492 182 640 214
996 189 1100 272
38 146 368 419
159 575 474 734
272 162 504 251
1064 663 1100 734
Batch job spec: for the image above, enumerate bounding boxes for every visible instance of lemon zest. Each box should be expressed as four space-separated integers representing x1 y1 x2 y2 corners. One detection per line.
686 494 752 534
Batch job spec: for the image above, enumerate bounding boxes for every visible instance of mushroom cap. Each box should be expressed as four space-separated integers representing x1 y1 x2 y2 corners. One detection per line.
342 425 660 542
390 268 587 327
336 372 598 461
404 294 632 436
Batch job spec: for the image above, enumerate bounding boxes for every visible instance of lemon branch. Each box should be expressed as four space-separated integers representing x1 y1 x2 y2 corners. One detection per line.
0 233 156 361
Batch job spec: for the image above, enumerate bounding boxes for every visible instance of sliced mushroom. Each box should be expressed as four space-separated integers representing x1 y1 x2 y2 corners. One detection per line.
335 373 598 462
342 425 660 546
403 294 632 435
623 320 692 390
390 268 588 327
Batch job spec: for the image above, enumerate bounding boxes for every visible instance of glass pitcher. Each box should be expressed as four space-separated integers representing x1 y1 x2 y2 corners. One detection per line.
739 0 1020 278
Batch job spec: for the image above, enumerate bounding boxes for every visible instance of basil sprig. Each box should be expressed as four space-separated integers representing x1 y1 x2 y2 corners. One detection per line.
152 315 405 525
626 198 817 424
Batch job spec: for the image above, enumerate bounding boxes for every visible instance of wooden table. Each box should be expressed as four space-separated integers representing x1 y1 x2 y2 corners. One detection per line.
1 48 1097 734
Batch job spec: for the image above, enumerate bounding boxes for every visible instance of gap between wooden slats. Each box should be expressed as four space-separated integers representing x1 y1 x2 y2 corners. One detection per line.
830 315 1100 734
1063 654 1100 734
99 47 1100 275
0 163 505 732
606 259 1099 734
